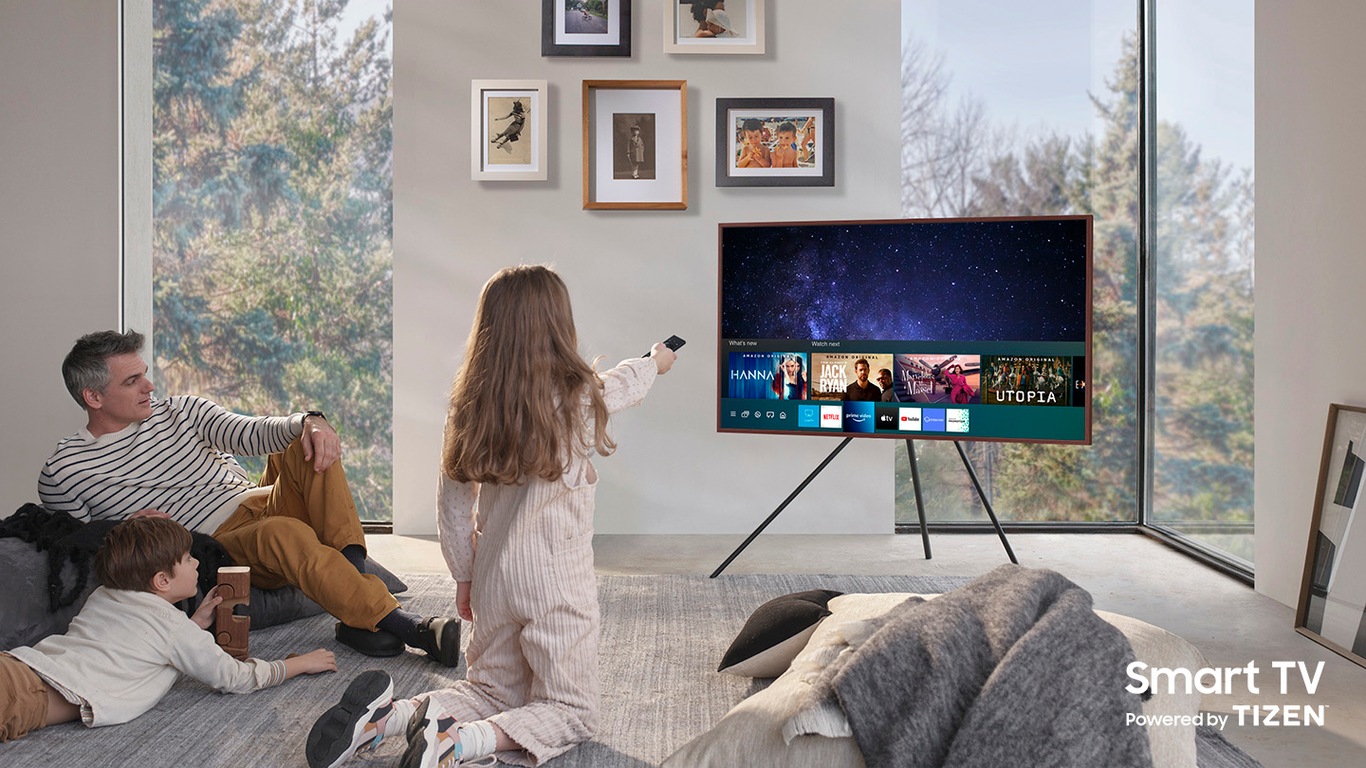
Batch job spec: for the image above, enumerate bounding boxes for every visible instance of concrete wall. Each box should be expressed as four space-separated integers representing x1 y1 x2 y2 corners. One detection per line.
0 2 121 509
391 1 904 536
1254 0 1366 606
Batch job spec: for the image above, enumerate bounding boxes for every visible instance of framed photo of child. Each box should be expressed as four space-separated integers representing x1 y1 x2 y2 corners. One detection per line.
583 80 687 210
715 97 835 187
664 0 765 55
542 0 631 57
471 80 549 181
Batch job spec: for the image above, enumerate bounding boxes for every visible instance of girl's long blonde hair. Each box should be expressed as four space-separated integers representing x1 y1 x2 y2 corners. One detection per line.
443 265 614 484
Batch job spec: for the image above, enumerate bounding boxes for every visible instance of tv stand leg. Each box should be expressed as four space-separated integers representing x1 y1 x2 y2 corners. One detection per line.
905 439 932 560
710 437 854 578
953 441 1019 564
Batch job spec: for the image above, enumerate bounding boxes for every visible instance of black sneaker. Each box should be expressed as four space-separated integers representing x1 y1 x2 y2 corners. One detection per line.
414 616 462 667
305 670 394 768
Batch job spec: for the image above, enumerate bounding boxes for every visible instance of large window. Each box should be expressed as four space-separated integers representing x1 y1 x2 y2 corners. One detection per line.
897 0 1141 524
1149 0 1255 564
150 0 393 521
897 0 1254 570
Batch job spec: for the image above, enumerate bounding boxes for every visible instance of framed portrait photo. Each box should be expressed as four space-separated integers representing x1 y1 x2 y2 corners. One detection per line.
542 0 632 57
665 0 765 54
471 80 548 181
1296 403 1366 669
715 97 835 187
582 80 687 210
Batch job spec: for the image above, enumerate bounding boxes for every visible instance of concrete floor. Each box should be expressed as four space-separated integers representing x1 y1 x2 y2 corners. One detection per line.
368 531 1366 767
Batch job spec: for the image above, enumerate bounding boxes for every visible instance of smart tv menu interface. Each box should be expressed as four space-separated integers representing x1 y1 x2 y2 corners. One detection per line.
719 340 1087 442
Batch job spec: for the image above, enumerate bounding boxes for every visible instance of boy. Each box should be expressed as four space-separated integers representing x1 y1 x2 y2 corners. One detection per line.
771 121 800 168
736 118 771 168
0 516 336 742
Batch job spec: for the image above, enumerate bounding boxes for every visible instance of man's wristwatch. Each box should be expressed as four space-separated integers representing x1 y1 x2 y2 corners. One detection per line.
302 410 327 426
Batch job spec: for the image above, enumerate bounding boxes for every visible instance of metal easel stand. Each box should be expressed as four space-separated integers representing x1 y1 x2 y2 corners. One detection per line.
710 436 1017 578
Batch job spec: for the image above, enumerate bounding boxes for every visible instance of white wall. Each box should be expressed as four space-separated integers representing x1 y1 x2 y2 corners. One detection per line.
392 1 904 534
1254 0 1366 606
0 2 121 509
3 3 1331 609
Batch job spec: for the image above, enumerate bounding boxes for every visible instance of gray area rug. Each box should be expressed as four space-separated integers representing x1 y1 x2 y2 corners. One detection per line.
0 573 1262 767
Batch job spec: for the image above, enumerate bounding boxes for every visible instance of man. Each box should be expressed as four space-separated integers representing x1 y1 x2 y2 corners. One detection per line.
38 330 459 665
844 358 882 401
877 368 899 402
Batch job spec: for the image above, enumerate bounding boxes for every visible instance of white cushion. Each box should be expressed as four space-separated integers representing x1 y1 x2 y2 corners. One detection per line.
664 592 1206 768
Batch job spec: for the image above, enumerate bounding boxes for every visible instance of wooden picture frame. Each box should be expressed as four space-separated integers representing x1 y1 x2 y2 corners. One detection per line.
582 80 687 210
715 97 835 187
1296 402 1366 668
664 0 765 55
471 80 548 181
542 0 632 57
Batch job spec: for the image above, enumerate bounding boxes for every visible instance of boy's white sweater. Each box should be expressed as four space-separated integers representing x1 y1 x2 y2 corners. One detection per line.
5 586 285 726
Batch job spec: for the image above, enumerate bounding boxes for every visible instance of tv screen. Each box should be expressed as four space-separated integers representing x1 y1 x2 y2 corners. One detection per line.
718 215 1092 444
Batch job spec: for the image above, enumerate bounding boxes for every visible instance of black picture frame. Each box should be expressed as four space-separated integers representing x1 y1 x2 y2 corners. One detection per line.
542 0 632 57
715 97 835 187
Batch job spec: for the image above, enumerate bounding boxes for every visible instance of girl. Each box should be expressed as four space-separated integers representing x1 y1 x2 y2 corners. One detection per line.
770 353 807 400
306 265 677 768
490 100 526 149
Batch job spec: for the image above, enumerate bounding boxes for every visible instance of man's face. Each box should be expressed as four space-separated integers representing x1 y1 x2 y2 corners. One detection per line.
855 362 870 383
877 371 892 389
88 352 155 425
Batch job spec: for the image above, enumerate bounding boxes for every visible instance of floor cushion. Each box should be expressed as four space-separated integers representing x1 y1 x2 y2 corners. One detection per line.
663 591 1207 768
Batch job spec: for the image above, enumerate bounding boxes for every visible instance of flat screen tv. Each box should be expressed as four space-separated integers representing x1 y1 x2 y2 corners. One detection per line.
718 215 1092 444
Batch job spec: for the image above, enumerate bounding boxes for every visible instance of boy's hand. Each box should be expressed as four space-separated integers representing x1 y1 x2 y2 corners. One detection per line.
192 586 224 630
294 649 338 675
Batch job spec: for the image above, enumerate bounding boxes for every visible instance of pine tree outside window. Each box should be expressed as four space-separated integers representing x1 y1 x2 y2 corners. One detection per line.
149 0 394 523
897 0 1254 572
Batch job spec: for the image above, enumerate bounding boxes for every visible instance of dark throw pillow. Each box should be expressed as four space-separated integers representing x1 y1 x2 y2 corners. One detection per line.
718 589 843 678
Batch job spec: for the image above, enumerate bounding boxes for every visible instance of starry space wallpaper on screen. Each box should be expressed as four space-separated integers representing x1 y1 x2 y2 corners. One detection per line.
719 217 1089 344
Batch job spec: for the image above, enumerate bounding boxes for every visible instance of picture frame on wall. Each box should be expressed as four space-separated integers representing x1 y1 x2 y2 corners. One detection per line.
542 0 632 57
582 80 687 210
715 97 835 187
1296 402 1366 669
664 0 765 55
471 80 548 181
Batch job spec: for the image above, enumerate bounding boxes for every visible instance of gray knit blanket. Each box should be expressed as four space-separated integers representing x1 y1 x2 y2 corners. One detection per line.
812 564 1154 768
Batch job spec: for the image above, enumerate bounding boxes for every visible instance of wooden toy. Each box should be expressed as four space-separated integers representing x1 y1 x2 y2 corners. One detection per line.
215 566 251 660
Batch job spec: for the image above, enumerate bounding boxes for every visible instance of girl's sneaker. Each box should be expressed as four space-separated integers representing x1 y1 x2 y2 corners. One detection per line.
400 697 497 768
305 670 395 768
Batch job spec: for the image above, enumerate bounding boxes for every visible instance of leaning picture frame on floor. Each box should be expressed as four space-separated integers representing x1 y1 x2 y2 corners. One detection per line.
543 0 632 57
665 0 765 55
582 80 688 210
1295 402 1366 668
471 80 548 181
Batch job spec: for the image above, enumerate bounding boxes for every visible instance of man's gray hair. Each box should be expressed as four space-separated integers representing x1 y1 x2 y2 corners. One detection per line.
62 330 145 408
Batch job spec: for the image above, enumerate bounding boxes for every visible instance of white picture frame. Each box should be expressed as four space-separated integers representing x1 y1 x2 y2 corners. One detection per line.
471 79 548 182
664 0 765 55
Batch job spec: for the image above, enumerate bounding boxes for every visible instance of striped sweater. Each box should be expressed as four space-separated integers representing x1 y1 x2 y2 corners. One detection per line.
38 396 306 533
